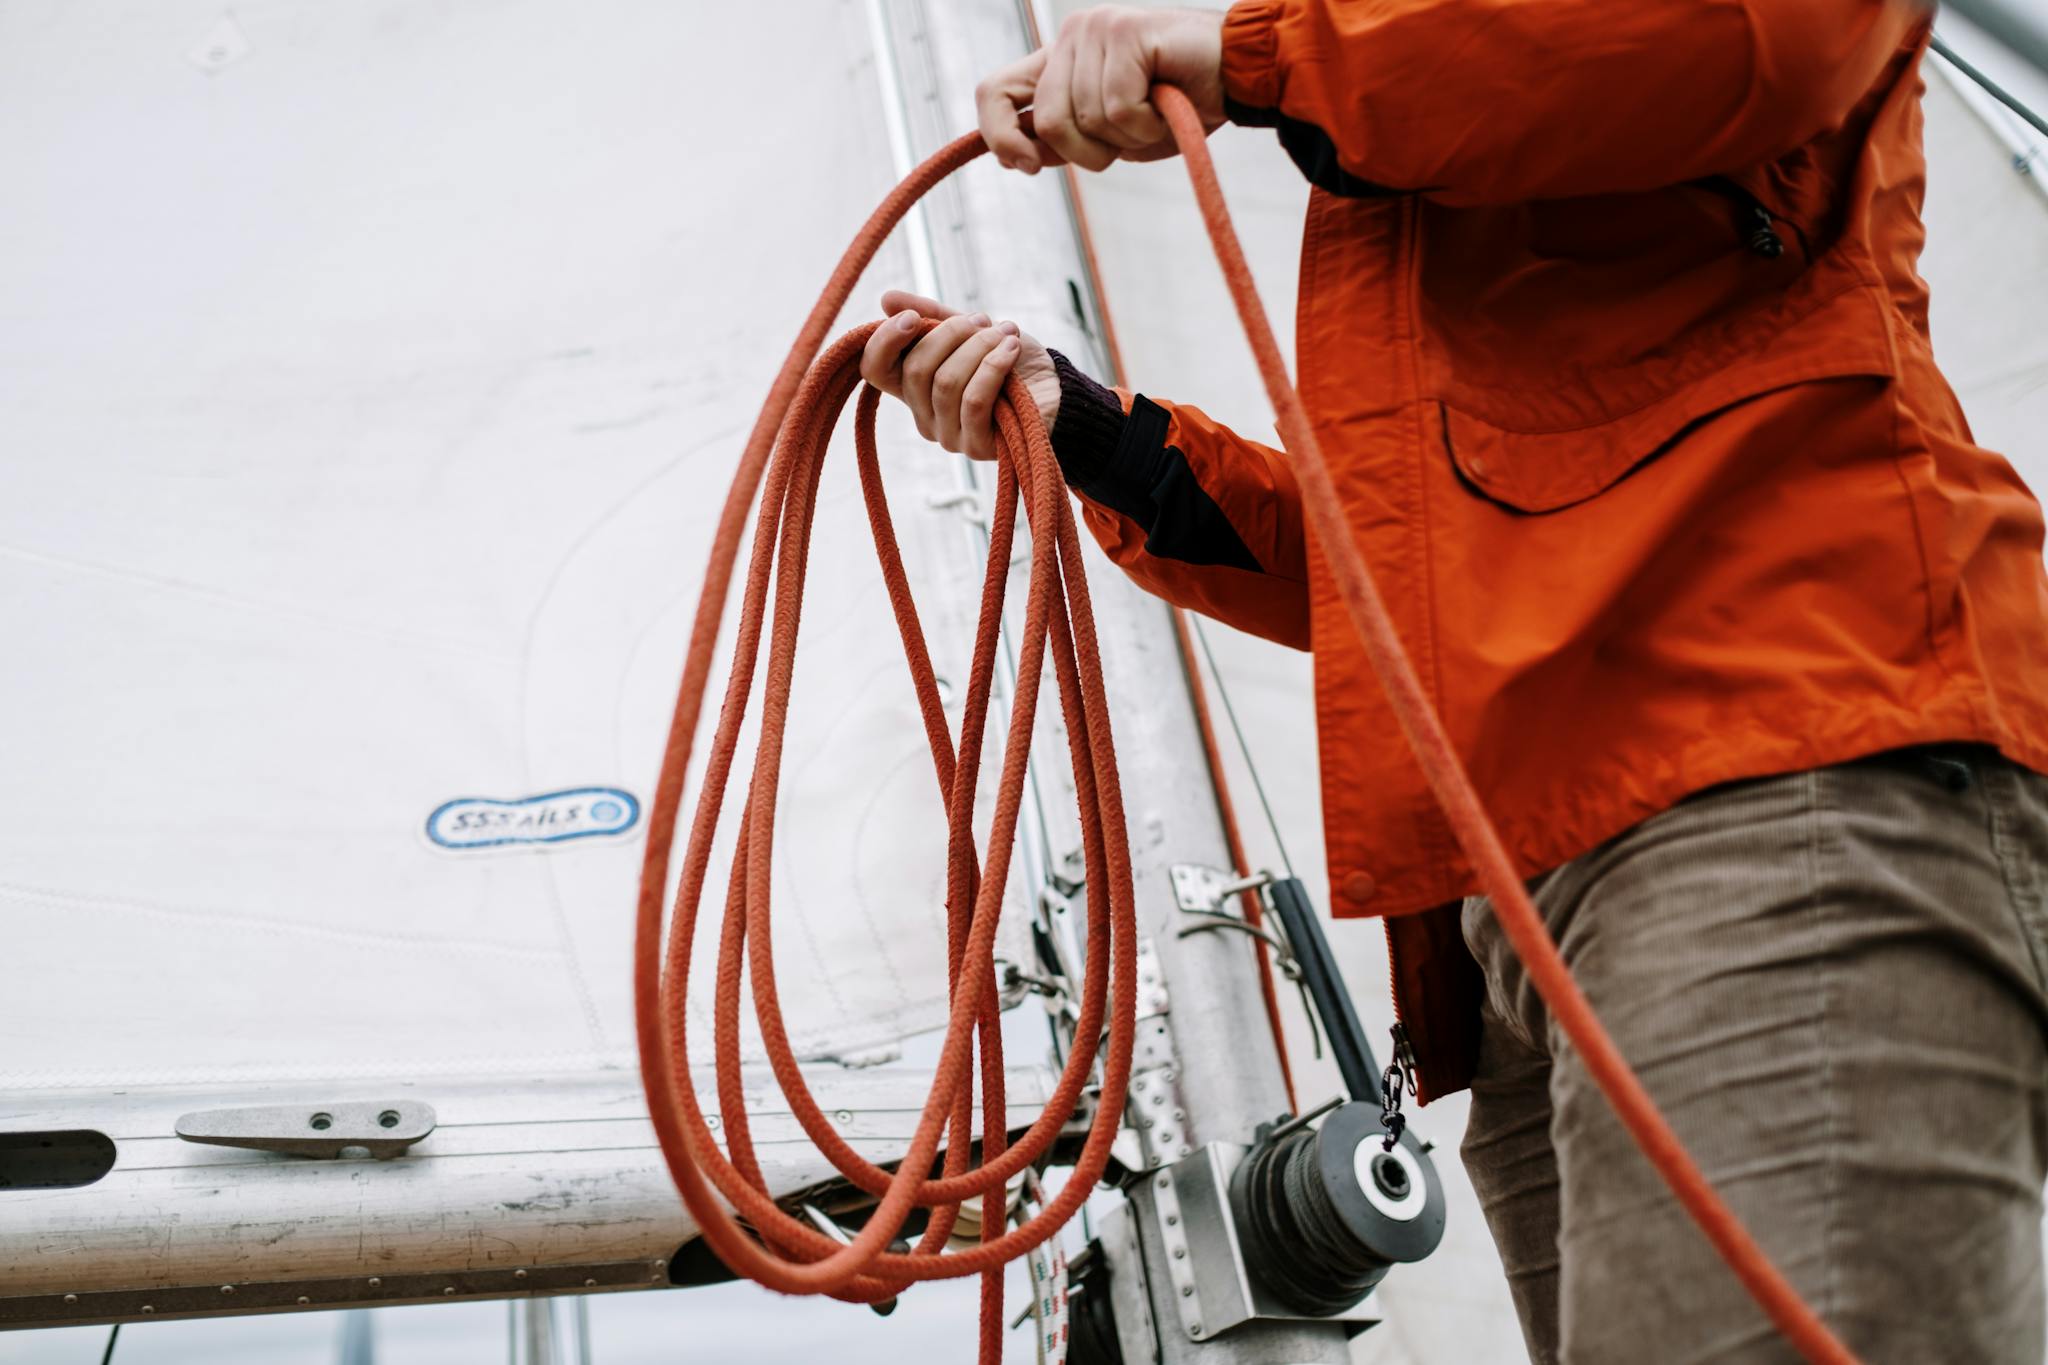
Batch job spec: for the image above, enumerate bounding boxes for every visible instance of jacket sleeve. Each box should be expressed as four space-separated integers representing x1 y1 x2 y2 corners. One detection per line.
1047 351 1309 651
1218 0 1926 205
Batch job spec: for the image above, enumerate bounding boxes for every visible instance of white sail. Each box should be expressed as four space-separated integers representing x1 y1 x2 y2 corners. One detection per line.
0 0 1063 1093
0 0 1094 1342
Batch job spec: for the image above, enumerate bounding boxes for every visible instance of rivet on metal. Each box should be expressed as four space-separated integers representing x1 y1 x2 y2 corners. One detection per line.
62 1294 77 1306
514 1269 529 1281
1156 1175 1169 1189
1181 1285 1194 1298
584 1278 598 1288
367 1277 382 1288
443 1287 456 1296
220 1285 234 1295
140 1305 155 1315
297 1297 311 1306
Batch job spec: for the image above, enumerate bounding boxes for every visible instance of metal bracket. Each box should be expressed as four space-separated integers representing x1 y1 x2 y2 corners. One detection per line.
1152 1165 1199 1337
925 488 989 527
1114 938 1192 1171
174 1100 436 1160
1168 863 1272 916
1134 935 1171 1018
1089 1202 1163 1365
1143 1143 1380 1344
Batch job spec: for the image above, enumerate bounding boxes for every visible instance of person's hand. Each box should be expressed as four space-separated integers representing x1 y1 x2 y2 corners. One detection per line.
976 6 1226 174
858 290 1061 461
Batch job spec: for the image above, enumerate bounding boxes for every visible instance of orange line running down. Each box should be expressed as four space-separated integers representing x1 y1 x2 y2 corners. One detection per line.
631 86 1860 1365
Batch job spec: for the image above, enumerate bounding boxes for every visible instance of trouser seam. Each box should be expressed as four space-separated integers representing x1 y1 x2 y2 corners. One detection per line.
1984 763 2048 996
1806 766 1842 1330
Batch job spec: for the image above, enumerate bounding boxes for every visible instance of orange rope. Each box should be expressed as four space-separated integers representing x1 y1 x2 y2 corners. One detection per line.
633 86 1858 1365
632 130 1133 1362
1146 86 1860 1365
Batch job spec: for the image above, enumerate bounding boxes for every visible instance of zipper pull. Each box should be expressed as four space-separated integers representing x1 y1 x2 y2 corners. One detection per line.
1746 202 1784 259
1379 1022 1419 1152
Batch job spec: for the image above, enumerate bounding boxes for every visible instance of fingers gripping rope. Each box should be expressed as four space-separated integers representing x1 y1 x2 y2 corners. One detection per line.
633 89 1858 1365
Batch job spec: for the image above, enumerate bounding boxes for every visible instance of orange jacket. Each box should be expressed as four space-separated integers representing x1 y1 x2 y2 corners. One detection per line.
1047 0 2048 1098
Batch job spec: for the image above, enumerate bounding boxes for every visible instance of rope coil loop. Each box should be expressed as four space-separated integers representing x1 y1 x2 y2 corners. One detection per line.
635 84 1859 1365
632 131 1136 1362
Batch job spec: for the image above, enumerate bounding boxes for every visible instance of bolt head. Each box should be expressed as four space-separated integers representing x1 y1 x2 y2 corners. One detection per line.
62 1294 77 1306
367 1277 382 1289
1370 1151 1412 1199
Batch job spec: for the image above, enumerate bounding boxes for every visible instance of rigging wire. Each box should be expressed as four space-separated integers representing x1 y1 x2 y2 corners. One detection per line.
1188 613 1297 877
1931 31 2048 142
98 1325 120 1365
1942 0 2048 85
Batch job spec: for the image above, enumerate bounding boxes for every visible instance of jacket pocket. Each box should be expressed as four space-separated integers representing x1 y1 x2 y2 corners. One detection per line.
1439 281 1899 515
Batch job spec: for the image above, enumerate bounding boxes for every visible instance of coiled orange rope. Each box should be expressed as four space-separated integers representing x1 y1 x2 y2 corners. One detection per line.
635 85 1858 1365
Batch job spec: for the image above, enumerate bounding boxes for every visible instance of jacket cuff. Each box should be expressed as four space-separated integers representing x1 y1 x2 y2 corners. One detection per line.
1048 349 1128 489
1220 0 1284 113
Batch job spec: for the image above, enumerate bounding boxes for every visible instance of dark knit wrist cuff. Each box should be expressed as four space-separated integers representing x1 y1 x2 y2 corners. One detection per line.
1047 348 1126 489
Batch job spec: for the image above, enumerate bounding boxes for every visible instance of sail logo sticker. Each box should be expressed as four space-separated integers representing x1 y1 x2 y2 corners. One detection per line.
425 787 641 852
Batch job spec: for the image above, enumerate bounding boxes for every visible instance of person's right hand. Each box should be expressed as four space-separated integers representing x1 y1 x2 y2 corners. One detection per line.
976 6 1226 174
858 290 1061 461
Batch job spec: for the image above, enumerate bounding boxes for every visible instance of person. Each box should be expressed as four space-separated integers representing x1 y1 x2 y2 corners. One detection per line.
857 4 2048 1362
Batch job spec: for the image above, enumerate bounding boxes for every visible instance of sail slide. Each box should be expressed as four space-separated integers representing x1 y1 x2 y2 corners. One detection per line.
0 0 1103 1330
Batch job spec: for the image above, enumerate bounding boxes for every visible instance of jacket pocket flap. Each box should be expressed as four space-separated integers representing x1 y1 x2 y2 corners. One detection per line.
1444 348 1896 515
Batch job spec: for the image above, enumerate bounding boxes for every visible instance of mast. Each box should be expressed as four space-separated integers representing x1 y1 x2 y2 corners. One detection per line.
881 3 1412 1359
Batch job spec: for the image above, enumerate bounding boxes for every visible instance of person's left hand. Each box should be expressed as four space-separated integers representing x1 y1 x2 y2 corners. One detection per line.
858 290 1061 461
